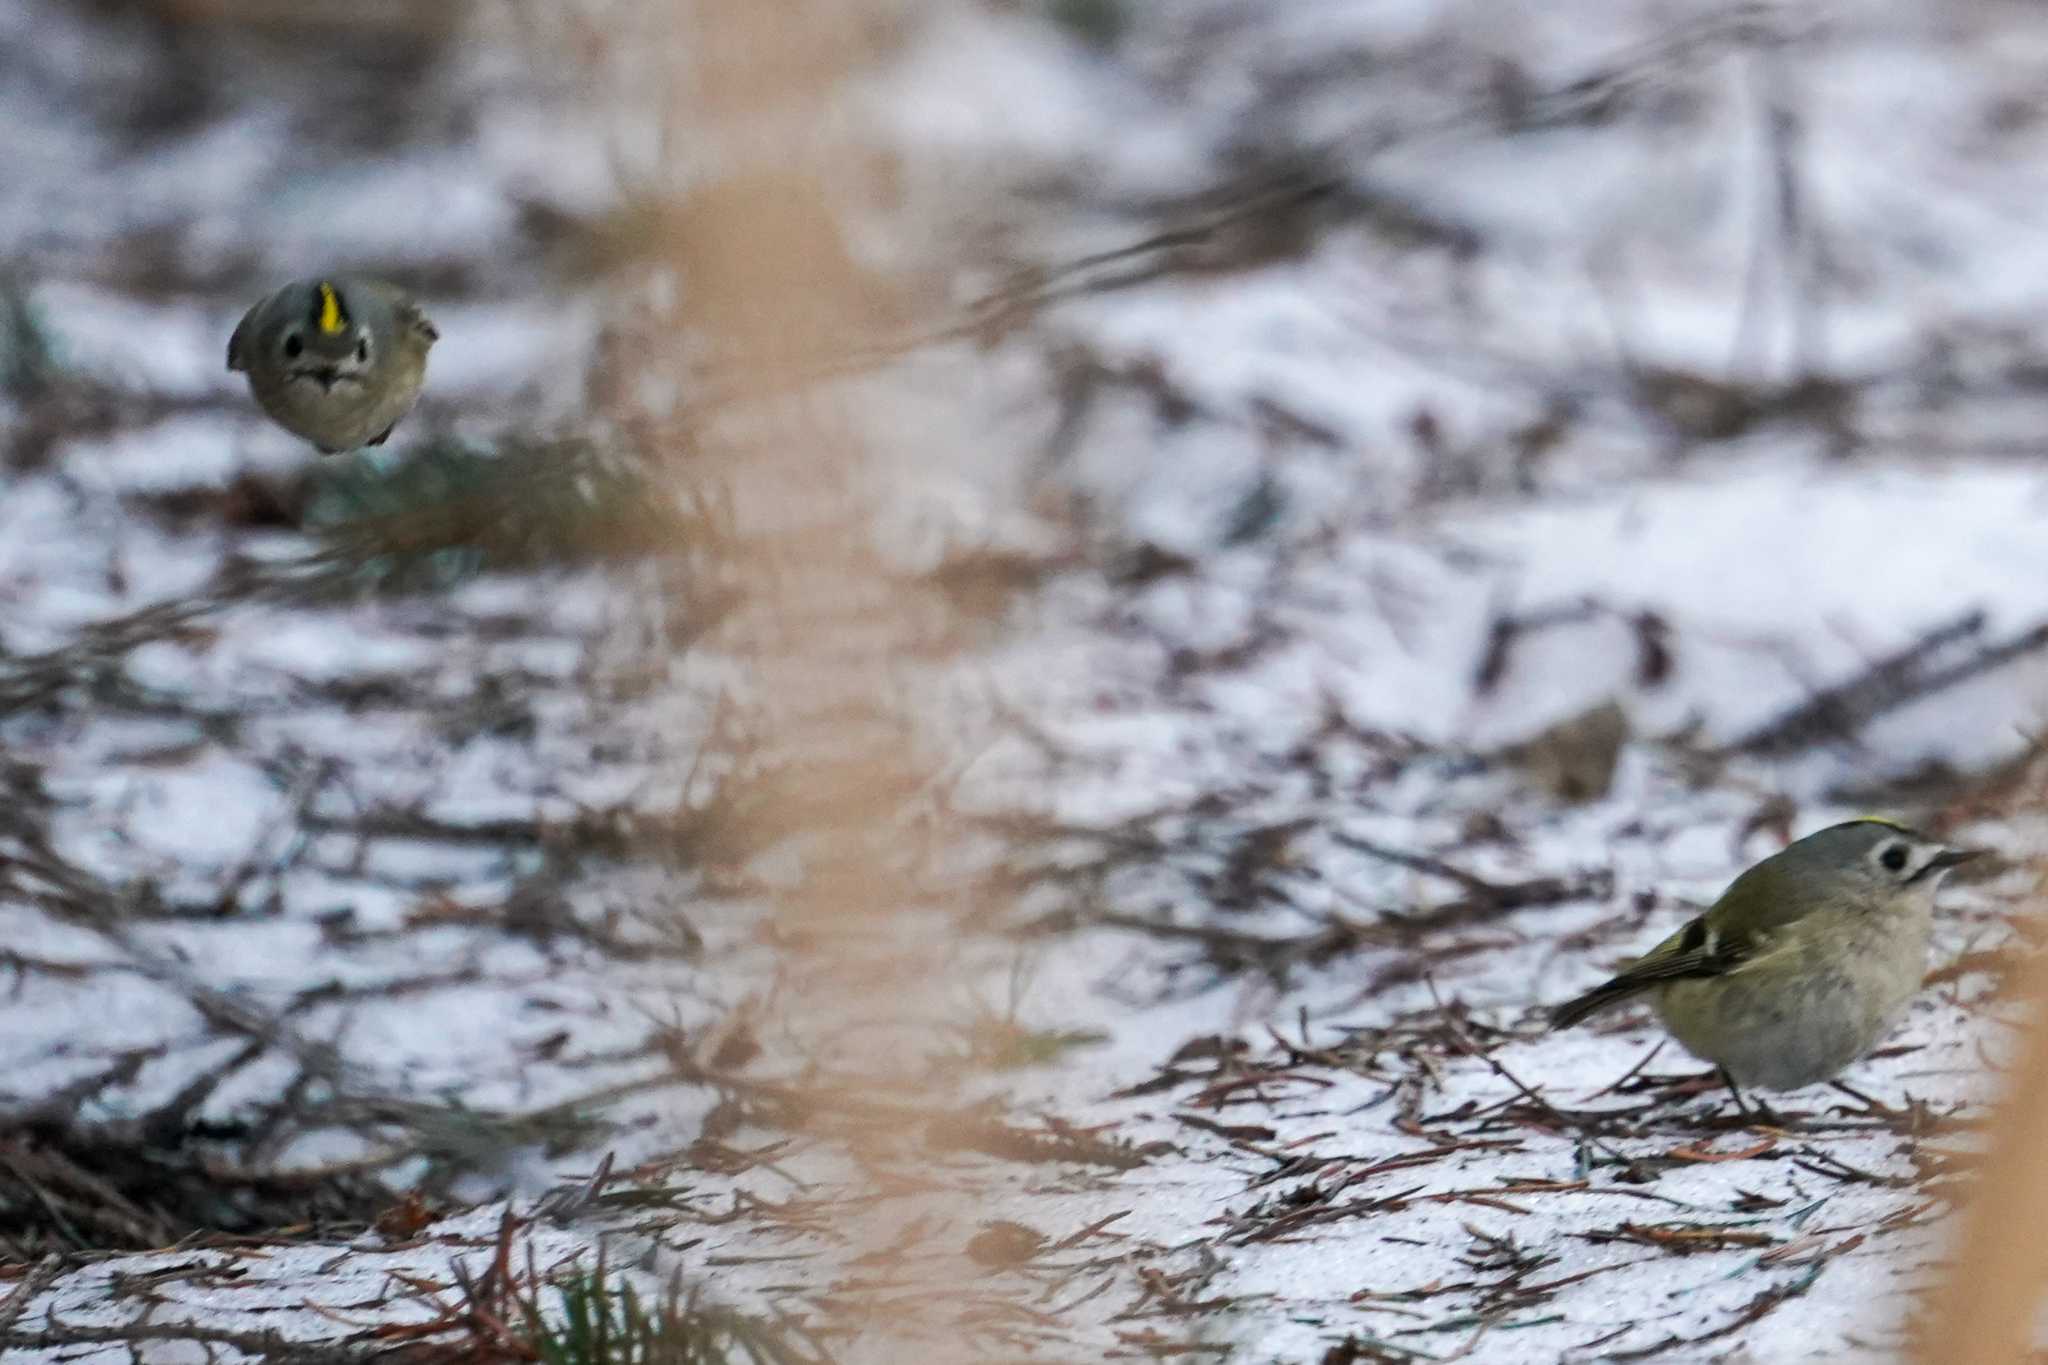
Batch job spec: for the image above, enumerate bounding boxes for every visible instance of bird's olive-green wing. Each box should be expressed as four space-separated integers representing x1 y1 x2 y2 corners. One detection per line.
1546 854 1813 1029
1611 852 1815 978
1547 912 1756 1028
1619 913 1755 984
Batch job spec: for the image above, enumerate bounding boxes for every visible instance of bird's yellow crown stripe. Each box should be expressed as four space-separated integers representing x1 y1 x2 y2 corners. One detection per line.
316 282 345 335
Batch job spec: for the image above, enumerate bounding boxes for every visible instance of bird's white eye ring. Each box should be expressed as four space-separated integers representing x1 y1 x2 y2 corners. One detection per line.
1879 843 1909 873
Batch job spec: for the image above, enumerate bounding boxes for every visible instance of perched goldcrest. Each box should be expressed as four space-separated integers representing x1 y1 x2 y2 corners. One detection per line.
1548 819 1978 1093
228 276 437 453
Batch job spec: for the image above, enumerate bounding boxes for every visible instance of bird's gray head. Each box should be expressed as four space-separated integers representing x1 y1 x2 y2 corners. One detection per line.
1770 819 1978 901
240 279 392 393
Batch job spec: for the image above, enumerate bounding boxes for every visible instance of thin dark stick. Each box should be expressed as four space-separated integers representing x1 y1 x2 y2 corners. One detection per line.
1719 610 1987 756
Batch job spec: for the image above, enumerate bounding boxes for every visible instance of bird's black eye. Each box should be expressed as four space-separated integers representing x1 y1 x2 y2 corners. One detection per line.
282 332 303 359
1880 844 1909 873
354 338 369 363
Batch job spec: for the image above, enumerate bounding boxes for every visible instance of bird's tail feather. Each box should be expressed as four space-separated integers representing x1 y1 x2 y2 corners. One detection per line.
1547 979 1651 1030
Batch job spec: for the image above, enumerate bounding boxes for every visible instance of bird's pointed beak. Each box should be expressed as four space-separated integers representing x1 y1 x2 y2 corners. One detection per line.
1911 847 1985 883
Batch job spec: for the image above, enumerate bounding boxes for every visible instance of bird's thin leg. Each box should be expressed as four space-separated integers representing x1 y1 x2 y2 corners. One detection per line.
1721 1068 1788 1127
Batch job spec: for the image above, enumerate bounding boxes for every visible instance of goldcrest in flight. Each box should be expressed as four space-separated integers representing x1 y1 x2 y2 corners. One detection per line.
1548 819 1977 1094
228 277 438 454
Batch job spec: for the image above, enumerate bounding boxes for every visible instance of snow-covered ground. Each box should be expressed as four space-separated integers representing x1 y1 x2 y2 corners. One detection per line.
1 0 2046 1360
